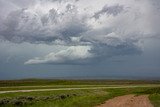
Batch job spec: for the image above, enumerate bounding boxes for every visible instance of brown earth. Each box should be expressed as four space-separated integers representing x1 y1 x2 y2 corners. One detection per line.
97 94 153 107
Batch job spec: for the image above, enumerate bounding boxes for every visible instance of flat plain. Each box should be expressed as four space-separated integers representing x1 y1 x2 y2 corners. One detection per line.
0 79 160 107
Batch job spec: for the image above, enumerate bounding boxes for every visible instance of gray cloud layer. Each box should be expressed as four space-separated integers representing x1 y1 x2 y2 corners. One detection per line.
93 4 124 19
0 0 160 64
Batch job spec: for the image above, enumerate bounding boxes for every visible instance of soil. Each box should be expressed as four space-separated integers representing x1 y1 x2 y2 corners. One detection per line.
97 94 153 107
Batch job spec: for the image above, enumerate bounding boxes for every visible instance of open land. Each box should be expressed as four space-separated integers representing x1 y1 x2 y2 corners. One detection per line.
0 79 160 107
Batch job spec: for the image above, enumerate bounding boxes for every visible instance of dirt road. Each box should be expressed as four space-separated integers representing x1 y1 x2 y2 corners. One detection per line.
0 85 159 94
97 94 153 107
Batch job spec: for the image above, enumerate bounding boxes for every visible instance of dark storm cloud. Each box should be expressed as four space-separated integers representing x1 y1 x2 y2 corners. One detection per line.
0 0 160 65
91 42 141 59
93 4 124 19
0 3 89 44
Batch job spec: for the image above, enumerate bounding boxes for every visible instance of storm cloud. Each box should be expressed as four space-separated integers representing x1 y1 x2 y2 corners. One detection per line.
93 4 124 19
0 0 160 65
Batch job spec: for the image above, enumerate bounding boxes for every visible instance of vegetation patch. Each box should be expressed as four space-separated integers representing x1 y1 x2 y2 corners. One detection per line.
0 94 77 106
0 80 159 107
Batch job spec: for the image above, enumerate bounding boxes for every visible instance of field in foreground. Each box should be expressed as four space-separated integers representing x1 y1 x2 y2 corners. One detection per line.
0 79 160 107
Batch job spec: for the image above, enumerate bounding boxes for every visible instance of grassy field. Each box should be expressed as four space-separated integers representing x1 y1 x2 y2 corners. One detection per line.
1 79 160 86
0 79 160 107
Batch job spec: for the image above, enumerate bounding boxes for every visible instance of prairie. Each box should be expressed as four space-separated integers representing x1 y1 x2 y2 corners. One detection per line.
0 79 159 107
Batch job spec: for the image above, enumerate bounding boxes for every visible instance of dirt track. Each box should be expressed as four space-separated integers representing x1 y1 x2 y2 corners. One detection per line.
97 94 153 107
0 85 159 94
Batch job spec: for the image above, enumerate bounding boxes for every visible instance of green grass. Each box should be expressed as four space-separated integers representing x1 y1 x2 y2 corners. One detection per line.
28 88 146 107
26 90 109 107
0 89 109 107
149 94 160 107
0 79 160 107
1 87 160 107
146 88 160 107
0 79 159 87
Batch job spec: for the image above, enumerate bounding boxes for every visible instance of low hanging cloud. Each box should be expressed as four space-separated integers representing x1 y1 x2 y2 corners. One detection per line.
0 0 160 65
25 46 93 64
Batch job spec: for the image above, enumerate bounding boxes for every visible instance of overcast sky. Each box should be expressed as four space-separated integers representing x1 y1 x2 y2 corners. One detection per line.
0 0 160 80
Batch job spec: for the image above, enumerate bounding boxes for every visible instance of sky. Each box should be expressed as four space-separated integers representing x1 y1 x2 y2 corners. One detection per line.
0 0 160 80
